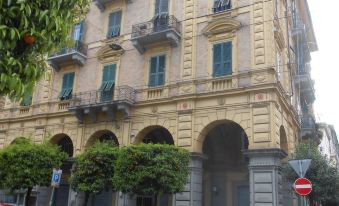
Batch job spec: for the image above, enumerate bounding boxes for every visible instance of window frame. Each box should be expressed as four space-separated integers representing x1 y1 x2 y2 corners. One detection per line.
212 41 233 78
107 10 122 39
148 55 166 87
60 72 75 101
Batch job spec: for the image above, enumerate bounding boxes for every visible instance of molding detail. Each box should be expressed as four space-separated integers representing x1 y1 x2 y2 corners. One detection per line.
96 44 124 62
202 18 241 36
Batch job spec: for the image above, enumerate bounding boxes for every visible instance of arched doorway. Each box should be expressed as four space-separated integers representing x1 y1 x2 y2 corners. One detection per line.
135 126 174 206
86 130 119 206
86 130 119 148
202 121 249 206
50 134 74 206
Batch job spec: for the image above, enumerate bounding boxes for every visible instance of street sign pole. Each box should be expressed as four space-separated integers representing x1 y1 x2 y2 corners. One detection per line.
49 168 62 206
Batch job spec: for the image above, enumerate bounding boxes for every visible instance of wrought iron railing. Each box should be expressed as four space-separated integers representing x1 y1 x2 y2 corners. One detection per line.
69 85 136 107
213 2 231 13
131 15 181 39
49 40 88 57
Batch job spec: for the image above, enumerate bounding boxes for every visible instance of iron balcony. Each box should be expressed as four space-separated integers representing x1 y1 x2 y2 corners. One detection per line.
47 40 87 71
131 15 181 54
68 86 136 123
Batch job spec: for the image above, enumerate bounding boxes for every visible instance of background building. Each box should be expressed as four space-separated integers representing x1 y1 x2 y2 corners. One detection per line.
0 0 318 205
318 123 339 169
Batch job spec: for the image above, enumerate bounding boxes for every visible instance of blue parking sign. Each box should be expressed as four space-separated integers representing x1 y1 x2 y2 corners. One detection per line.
51 169 62 187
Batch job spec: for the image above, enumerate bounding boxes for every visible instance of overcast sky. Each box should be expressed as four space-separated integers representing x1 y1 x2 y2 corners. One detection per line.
308 0 339 134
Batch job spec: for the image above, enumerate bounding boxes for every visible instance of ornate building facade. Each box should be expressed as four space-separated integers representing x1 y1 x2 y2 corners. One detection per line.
0 0 317 205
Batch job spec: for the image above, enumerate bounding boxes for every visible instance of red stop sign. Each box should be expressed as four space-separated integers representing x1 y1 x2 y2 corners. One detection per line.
293 177 312 196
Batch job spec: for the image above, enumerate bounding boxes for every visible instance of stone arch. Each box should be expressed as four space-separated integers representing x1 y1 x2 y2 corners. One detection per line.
85 130 119 148
50 133 74 157
280 126 288 155
196 119 249 153
134 125 174 145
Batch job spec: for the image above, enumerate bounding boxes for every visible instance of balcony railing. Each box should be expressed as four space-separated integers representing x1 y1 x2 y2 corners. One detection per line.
48 40 88 71
131 15 181 54
68 86 136 123
69 86 136 107
300 115 316 130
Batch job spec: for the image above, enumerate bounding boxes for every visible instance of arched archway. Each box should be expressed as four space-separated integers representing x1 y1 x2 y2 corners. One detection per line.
135 126 174 145
50 134 74 158
134 126 174 206
280 126 288 155
201 120 250 206
49 134 74 206
86 130 119 148
84 130 119 206
10 137 29 144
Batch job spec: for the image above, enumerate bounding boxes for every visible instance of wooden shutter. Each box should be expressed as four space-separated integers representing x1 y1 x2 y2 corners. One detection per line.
213 43 222 77
78 21 84 41
61 72 74 98
157 55 166 86
101 65 116 91
149 57 158 87
223 42 232 75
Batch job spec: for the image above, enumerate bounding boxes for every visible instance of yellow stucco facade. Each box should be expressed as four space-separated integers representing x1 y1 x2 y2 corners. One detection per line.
0 0 317 205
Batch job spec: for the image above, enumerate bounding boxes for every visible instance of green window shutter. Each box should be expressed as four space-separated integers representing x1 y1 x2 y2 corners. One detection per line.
223 41 232 75
149 55 166 87
101 64 116 91
21 93 32 106
213 43 222 77
157 55 165 86
107 11 122 38
213 42 232 77
60 72 75 99
149 57 158 87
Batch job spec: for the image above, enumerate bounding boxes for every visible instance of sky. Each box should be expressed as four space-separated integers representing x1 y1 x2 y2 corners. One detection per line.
308 0 339 134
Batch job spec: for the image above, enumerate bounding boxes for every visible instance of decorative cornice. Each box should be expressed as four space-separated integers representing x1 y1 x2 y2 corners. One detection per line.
96 44 124 61
202 17 241 36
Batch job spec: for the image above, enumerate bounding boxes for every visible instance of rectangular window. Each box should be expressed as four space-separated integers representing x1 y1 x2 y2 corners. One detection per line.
213 0 231 13
107 11 122 39
213 42 232 77
155 0 169 17
149 55 166 87
20 92 33 106
73 21 84 41
60 72 75 100
100 64 116 102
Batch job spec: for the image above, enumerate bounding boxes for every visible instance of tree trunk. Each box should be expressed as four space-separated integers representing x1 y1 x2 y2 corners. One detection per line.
84 192 90 206
25 187 32 206
153 194 158 206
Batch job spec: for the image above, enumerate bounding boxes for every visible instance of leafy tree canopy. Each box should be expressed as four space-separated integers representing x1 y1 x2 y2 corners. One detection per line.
113 144 190 196
0 0 90 99
0 138 67 190
70 141 118 195
284 140 339 205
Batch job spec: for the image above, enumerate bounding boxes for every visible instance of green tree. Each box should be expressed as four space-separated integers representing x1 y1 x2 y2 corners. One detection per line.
70 141 118 206
113 144 190 206
0 0 90 99
0 138 67 206
284 140 339 205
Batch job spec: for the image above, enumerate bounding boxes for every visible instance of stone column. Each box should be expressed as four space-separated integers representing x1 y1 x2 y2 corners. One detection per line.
244 149 287 206
175 152 204 206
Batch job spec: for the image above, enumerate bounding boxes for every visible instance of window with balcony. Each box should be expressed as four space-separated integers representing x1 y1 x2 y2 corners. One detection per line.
149 55 166 87
213 42 232 77
60 72 75 101
107 11 122 39
100 64 116 102
213 0 231 13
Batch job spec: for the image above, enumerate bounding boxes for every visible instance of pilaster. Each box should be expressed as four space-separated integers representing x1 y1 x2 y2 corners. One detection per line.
175 152 204 206
244 148 287 206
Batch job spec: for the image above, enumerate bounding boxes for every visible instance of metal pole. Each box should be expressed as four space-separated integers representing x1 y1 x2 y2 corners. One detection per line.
49 187 55 206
